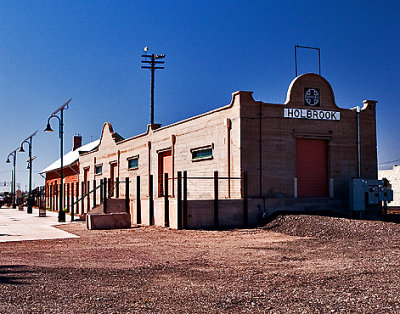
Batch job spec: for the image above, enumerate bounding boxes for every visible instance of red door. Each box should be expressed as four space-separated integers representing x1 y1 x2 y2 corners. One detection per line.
158 150 172 196
296 139 328 197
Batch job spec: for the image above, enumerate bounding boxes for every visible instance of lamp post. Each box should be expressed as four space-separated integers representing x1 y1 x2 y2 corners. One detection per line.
6 149 18 208
45 98 71 222
19 131 38 214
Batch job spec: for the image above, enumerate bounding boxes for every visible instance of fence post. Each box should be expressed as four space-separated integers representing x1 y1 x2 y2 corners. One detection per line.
55 184 59 212
125 177 129 214
81 182 85 214
137 176 141 224
100 179 103 202
71 183 74 222
164 173 169 227
116 177 120 198
183 171 187 229
177 171 182 230
93 179 96 208
86 181 90 212
50 185 53 210
103 178 107 213
243 171 248 227
214 171 219 228
64 183 67 212
66 183 70 213
149 175 154 225
75 182 79 217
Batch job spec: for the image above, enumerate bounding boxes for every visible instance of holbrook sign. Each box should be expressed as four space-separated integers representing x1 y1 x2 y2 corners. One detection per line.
284 108 340 121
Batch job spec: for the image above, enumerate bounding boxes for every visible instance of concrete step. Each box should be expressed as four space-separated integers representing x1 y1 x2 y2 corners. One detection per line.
88 198 127 214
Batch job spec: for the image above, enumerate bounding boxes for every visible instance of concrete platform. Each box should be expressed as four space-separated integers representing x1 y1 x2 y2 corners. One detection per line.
0 207 79 242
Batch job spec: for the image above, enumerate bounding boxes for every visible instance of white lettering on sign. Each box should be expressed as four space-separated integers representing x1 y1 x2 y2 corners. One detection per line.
283 108 340 121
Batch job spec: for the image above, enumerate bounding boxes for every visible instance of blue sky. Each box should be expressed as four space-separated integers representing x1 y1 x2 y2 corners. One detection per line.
0 0 399 190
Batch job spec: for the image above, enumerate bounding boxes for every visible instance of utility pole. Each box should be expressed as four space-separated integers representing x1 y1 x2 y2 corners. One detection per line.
141 47 165 125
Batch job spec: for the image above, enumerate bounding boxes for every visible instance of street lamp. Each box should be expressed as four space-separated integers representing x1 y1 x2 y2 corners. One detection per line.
19 130 38 214
45 98 71 222
6 149 18 208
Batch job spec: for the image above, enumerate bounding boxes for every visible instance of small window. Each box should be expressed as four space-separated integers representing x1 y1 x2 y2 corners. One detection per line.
95 165 103 175
128 156 139 170
191 145 213 161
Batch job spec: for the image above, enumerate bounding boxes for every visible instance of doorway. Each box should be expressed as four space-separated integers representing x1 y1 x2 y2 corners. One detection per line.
296 139 328 197
158 150 172 197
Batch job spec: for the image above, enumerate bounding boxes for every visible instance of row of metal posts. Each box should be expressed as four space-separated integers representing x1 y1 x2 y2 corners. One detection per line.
44 170 247 228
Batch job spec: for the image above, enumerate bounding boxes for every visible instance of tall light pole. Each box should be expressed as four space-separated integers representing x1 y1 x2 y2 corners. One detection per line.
45 98 71 222
19 130 38 214
141 47 165 125
6 149 18 208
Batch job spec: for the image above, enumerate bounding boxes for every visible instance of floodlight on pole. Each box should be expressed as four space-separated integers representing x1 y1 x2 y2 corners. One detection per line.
45 98 71 222
141 47 165 125
19 130 38 214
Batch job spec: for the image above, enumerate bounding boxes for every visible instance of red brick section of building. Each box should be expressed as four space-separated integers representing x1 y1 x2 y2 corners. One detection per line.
40 136 100 210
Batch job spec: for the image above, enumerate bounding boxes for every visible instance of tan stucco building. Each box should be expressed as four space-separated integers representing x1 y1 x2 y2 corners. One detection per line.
77 73 378 228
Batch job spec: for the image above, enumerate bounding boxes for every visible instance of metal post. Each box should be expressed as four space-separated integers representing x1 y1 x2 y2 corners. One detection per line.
59 109 64 221
177 171 182 230
108 178 111 198
183 171 187 229
71 183 74 222
125 177 129 214
100 179 103 202
116 177 120 198
55 184 59 212
81 182 85 214
27 137 33 213
149 174 154 225
243 171 248 227
103 179 107 214
164 173 169 227
13 153 16 208
86 181 90 212
66 183 70 213
214 171 219 228
75 182 79 217
44 99 71 221
137 176 141 224
50 185 53 210
151 54 155 124
93 179 96 208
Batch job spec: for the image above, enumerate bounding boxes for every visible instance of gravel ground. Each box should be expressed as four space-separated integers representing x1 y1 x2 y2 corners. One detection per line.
1 215 400 313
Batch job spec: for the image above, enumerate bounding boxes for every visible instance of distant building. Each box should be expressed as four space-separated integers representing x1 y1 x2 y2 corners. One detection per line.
74 73 378 228
379 166 399 206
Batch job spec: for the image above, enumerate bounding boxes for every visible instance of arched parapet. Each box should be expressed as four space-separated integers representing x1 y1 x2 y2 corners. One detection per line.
285 73 339 110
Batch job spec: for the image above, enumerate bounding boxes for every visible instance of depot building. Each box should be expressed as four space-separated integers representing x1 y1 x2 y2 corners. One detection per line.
53 73 378 228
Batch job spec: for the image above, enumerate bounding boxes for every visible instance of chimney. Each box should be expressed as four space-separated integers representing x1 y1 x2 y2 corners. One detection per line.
73 134 82 151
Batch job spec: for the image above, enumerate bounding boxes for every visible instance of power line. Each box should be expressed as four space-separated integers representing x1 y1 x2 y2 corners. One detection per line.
379 159 400 166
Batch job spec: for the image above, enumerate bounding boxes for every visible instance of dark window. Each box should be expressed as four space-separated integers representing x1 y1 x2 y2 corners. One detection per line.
192 148 213 161
95 165 102 175
128 157 139 170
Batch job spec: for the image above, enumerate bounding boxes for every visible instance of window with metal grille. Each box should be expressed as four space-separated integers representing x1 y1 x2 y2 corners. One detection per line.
191 145 213 161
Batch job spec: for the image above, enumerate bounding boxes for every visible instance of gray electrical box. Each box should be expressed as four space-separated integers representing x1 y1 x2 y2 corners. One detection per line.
349 179 393 212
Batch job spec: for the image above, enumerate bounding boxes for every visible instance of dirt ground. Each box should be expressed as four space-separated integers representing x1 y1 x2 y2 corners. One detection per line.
1 215 400 313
